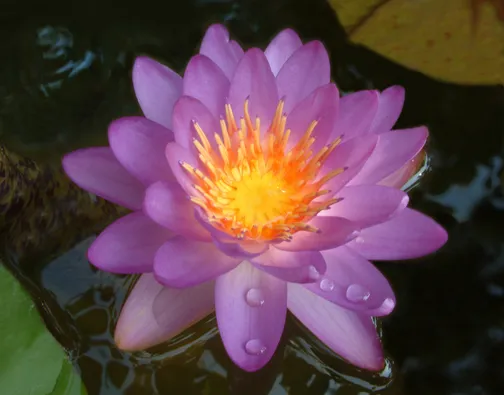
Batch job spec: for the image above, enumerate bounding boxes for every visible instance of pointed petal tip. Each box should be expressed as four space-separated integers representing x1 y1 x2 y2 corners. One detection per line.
132 55 151 70
62 148 96 179
415 214 448 256
231 355 273 372
114 332 148 352
108 115 143 130
245 47 266 56
114 312 170 353
106 116 154 145
132 56 163 84
280 27 299 36
302 40 330 63
200 24 243 80
264 28 302 76
368 297 396 317
358 353 385 372
205 23 230 38
61 151 75 177
306 39 327 52
383 85 405 98
341 333 385 372
86 241 104 271
435 223 449 250
414 124 429 139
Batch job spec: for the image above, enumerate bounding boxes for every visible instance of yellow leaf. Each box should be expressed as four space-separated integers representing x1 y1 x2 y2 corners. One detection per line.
330 0 504 85
329 0 384 31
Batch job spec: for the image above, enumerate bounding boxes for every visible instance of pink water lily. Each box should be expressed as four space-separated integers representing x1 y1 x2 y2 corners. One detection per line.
63 24 447 372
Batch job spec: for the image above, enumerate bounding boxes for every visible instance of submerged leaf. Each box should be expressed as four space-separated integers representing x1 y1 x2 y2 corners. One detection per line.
330 0 504 84
0 144 124 260
0 265 87 395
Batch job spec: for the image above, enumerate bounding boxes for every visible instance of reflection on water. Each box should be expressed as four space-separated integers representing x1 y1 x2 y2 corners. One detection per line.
1 0 504 394
36 25 97 96
427 156 503 222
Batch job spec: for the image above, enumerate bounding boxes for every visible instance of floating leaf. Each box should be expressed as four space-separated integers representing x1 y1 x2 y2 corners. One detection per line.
0 265 87 395
330 0 504 84
328 0 386 31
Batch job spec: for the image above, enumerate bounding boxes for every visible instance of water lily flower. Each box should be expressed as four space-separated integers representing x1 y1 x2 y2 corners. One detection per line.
63 24 447 372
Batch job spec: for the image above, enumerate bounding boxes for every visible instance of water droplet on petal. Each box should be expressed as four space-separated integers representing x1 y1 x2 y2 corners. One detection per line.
319 278 335 292
308 265 320 280
346 284 371 302
245 288 265 307
354 236 365 243
245 339 267 355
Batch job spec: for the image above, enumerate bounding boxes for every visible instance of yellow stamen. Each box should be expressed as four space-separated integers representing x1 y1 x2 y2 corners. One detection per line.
181 99 345 241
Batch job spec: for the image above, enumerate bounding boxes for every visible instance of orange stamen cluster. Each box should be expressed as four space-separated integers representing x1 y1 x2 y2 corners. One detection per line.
180 100 344 242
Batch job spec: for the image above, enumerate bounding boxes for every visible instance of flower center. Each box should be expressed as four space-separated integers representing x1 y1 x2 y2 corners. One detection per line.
226 166 294 226
181 100 344 242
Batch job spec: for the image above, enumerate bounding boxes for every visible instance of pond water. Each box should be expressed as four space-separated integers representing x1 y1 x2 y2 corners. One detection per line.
1 0 504 394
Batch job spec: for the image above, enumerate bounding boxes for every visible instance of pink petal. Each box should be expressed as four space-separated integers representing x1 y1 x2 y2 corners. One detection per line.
194 208 237 242
287 284 384 371
367 298 396 316
115 274 214 351
379 149 425 189
276 41 330 113
132 56 183 129
252 248 326 283
321 185 409 228
194 211 270 259
183 54 230 118
108 117 174 186
165 142 199 195
318 134 378 195
172 96 219 149
229 40 245 60
199 24 244 80
347 208 448 260
286 83 339 153
304 246 395 315
275 216 359 252
215 261 287 372
348 127 428 186
143 181 211 241
369 86 405 135
212 237 269 259
154 237 240 288
62 147 144 210
228 48 279 126
88 212 172 273
332 90 379 141
264 28 302 76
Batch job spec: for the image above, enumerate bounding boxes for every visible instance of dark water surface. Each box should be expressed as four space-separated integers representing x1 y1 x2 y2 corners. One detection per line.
1 0 504 394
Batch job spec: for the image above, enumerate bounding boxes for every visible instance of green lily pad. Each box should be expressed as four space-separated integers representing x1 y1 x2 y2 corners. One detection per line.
0 265 87 395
